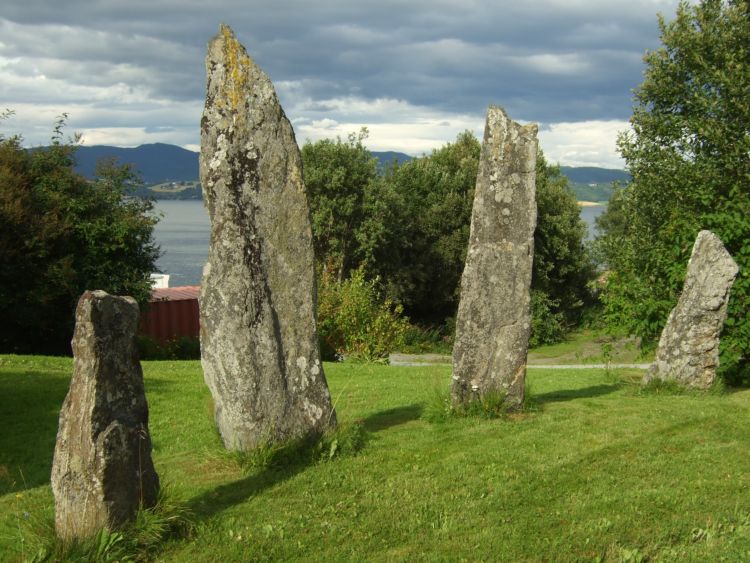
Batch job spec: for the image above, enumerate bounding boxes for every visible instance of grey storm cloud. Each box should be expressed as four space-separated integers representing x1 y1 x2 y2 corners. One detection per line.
0 0 685 164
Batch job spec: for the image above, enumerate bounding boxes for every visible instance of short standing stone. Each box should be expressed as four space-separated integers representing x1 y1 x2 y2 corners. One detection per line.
451 106 538 410
199 25 336 450
644 230 739 389
51 290 159 541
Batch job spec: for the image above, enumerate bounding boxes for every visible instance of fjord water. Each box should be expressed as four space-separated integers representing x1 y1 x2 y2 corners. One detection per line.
151 200 209 286
151 200 606 287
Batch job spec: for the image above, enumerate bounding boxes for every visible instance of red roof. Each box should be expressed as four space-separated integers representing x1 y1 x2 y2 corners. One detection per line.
151 285 200 302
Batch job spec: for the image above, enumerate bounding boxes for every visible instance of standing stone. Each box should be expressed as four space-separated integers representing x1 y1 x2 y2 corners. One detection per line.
51 290 159 541
644 230 739 389
451 106 538 410
199 25 336 450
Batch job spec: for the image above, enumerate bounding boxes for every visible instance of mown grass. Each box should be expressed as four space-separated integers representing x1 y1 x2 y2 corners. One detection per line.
528 329 653 365
2 356 749 561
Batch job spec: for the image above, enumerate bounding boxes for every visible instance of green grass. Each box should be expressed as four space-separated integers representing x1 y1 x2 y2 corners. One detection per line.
2 356 750 561
528 329 654 365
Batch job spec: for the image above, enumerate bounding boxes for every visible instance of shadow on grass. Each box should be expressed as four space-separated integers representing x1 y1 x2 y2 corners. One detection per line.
533 384 621 405
0 370 70 493
363 403 423 432
0 365 181 495
188 406 422 520
187 463 305 520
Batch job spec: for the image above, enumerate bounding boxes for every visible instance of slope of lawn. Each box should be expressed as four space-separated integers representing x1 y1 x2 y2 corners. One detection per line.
1 355 749 561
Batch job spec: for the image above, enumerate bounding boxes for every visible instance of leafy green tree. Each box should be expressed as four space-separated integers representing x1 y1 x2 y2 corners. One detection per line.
378 133 594 338
531 151 596 344
0 116 159 354
373 131 480 322
301 128 380 280
303 126 594 344
598 0 750 381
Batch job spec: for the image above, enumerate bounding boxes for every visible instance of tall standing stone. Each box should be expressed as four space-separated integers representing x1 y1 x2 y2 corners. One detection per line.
451 106 538 410
51 290 159 541
199 25 336 450
644 230 739 389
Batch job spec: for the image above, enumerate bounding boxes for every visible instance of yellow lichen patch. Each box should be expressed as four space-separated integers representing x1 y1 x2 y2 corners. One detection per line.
219 26 252 111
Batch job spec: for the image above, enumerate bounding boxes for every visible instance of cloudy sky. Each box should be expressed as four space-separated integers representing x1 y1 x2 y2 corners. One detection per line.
1 0 684 168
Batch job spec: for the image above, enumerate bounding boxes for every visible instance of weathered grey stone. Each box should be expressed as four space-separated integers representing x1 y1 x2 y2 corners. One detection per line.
51 290 159 541
644 230 739 389
199 25 336 450
451 106 538 410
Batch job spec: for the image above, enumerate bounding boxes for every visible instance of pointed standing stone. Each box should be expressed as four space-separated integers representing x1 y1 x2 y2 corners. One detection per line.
199 25 336 450
451 106 538 410
51 290 159 541
644 230 739 389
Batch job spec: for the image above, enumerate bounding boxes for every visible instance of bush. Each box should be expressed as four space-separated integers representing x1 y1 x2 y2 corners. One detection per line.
318 267 409 361
0 115 159 354
529 290 566 348
400 322 454 354
137 335 200 360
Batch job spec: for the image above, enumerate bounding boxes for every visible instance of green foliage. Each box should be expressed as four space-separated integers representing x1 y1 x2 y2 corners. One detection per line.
372 131 480 322
598 0 750 383
0 116 159 354
302 128 381 279
640 376 727 396
317 267 409 361
304 128 595 343
533 151 596 332
400 323 454 354
529 289 566 347
422 387 510 422
136 335 200 360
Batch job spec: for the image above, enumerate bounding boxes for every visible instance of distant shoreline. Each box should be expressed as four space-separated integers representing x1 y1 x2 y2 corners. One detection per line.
577 201 606 207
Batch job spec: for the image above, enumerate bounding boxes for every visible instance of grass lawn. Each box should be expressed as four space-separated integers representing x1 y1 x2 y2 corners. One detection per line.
1 355 749 561
528 330 653 365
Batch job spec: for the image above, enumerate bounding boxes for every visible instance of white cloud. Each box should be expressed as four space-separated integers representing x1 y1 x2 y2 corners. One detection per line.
538 120 629 168
287 95 483 155
289 94 627 167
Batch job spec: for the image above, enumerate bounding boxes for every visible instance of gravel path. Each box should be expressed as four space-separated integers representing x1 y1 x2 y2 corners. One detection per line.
388 353 650 370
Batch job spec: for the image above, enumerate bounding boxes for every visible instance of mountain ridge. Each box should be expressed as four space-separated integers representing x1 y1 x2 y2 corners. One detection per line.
70 142 628 191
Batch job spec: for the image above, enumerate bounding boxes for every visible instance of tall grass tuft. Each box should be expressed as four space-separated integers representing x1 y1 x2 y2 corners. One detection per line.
228 422 368 473
640 377 727 396
423 385 537 423
12 485 194 562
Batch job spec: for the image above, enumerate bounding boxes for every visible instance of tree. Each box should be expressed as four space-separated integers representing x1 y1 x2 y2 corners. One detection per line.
372 131 480 323
303 127 594 343
598 0 750 381
0 116 160 354
531 151 596 345
301 128 380 280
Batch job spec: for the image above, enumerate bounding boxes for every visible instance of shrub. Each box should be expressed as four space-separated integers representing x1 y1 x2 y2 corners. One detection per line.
318 267 409 361
529 290 566 347
137 335 200 360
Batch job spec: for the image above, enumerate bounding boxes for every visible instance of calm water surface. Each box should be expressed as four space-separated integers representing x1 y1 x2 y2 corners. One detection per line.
151 200 607 287
152 200 209 286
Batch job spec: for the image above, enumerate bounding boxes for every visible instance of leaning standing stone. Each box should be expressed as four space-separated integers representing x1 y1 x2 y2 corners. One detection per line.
451 106 538 411
644 230 739 389
51 290 159 541
199 25 336 450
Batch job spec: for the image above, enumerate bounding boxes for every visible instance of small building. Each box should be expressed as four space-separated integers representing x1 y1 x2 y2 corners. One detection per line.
139 286 200 344
149 273 170 289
